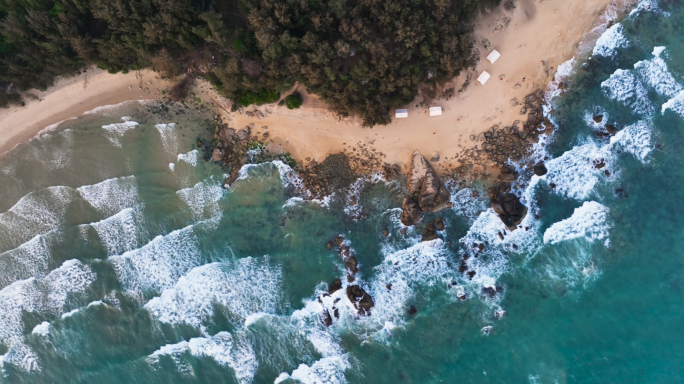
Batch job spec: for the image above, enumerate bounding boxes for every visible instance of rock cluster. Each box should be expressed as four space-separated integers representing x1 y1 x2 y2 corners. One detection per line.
318 235 375 326
300 154 357 198
202 116 258 186
487 185 527 231
400 151 452 226
421 216 445 242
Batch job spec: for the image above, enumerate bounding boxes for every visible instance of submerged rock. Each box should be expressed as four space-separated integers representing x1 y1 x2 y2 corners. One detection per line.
319 309 333 327
434 216 445 231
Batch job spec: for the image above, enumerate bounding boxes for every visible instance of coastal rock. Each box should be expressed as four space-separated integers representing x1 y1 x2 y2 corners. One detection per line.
346 285 374 315
319 309 333 327
383 163 402 181
434 216 445 231
400 196 423 226
408 151 430 195
328 279 342 294
326 241 333 250
237 126 251 140
211 148 225 162
533 162 548 176
408 305 418 315
605 124 618 135
488 186 528 230
421 223 440 242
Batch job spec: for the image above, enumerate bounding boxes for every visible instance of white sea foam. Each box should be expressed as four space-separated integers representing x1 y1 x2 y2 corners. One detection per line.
0 235 52 289
543 202 611 245
177 150 198 167
77 176 140 217
176 179 225 221
275 355 351 384
601 69 655 116
0 186 78 253
102 118 139 147
610 120 652 162
544 141 613 200
634 47 683 98
88 207 144 256
169 163 176 171
108 224 202 294
593 24 630 57
236 161 310 198
155 123 179 154
0 259 95 372
61 309 80 319
662 90 684 118
31 322 51 337
145 258 282 329
629 0 671 17
147 332 257 383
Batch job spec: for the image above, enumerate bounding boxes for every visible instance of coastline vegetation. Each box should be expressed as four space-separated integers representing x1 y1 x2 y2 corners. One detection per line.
0 0 500 125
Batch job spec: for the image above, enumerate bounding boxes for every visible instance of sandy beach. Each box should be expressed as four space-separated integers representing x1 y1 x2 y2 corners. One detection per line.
0 69 170 154
0 0 629 169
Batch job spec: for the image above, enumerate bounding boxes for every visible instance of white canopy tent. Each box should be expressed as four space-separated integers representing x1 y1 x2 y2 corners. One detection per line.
395 109 408 118
487 49 501 64
477 71 491 85
429 106 442 116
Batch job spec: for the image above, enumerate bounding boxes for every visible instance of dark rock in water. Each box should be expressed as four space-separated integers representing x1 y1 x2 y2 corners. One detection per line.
594 159 605 169
498 232 504 240
347 256 358 267
386 284 392 291
319 310 333 327
382 229 389 237
434 217 445 231
593 115 603 123
533 162 547 176
346 275 354 282
358 295 374 313
481 286 501 298
495 310 506 319
400 228 408 236
422 223 440 242
615 188 628 198
459 262 468 273
346 285 374 314
196 139 204 148
467 271 476 280
488 187 528 230
605 123 618 135
333 307 339 318
408 305 418 315
478 243 485 251
328 279 342 294
326 241 333 251
401 196 423 226
458 293 467 301
549 183 556 189
334 236 344 247
605 170 611 176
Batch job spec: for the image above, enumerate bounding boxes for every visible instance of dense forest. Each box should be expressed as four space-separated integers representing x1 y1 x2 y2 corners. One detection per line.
0 0 501 126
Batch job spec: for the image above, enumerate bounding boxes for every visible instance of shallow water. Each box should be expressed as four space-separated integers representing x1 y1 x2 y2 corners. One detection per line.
2 1 684 383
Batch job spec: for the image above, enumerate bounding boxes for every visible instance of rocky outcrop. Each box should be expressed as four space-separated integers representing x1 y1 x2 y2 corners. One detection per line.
488 186 528 230
400 196 423 226
346 285 374 315
533 162 547 176
401 151 451 227
328 279 342 294
421 223 440 242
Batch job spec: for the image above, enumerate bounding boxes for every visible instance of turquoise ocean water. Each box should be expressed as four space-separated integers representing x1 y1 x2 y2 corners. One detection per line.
2 1 684 383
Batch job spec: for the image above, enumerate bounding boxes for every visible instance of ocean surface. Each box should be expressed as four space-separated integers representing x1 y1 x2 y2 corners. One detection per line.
2 1 684 383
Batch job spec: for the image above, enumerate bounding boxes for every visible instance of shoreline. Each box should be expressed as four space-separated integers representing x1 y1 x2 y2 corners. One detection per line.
0 68 170 155
0 0 632 172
